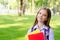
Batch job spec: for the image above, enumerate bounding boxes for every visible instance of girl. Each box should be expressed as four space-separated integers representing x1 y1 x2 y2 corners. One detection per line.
27 7 54 40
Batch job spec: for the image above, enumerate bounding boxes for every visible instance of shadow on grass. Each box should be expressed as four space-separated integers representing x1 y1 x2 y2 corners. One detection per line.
0 26 28 40
0 15 35 40
0 15 35 25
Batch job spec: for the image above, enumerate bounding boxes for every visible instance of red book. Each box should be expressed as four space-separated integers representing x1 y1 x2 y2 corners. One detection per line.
28 32 44 40
25 29 44 40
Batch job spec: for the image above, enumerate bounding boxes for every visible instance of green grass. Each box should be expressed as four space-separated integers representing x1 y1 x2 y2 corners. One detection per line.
0 15 60 40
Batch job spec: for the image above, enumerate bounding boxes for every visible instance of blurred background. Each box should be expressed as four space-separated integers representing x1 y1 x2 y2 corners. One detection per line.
0 0 60 40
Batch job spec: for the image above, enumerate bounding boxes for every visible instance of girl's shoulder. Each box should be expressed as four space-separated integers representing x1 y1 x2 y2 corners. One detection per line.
49 28 54 33
41 25 54 34
45 26 54 34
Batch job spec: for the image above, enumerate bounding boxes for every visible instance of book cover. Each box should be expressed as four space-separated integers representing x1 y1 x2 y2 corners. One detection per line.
25 29 44 40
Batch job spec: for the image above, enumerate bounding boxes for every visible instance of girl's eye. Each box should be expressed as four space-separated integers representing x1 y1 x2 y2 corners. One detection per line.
44 15 47 17
39 13 41 14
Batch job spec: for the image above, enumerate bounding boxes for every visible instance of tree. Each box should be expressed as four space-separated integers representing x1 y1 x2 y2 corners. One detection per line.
17 0 27 16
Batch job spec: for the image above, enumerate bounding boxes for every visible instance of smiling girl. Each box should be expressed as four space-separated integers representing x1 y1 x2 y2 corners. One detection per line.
27 7 54 40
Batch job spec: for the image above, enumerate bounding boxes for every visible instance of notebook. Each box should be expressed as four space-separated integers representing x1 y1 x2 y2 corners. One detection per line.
25 29 44 40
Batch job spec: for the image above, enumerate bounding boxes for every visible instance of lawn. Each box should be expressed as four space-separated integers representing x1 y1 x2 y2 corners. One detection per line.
0 15 60 40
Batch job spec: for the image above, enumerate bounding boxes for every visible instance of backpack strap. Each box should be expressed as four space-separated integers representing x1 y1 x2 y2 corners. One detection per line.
31 27 37 32
31 27 34 32
44 27 50 40
47 27 50 40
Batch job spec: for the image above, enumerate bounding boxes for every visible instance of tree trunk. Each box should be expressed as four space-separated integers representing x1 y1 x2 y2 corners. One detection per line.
31 0 35 13
17 0 23 16
17 0 26 16
22 0 27 15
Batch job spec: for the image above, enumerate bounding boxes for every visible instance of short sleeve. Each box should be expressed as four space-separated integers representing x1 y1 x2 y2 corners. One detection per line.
49 28 54 40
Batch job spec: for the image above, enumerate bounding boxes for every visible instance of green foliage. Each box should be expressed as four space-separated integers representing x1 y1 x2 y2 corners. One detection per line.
8 0 18 9
34 0 43 7
0 0 8 6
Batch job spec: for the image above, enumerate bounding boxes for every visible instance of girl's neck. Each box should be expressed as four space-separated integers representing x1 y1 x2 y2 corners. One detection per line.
38 22 44 28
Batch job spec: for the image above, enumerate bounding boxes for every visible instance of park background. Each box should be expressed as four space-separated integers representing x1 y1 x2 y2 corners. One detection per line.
0 0 60 40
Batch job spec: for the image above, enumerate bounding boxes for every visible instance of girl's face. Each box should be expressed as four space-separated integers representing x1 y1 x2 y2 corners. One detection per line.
37 9 48 23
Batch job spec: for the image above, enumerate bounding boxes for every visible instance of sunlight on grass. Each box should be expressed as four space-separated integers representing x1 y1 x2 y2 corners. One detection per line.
0 22 33 28
50 15 60 28
0 15 60 40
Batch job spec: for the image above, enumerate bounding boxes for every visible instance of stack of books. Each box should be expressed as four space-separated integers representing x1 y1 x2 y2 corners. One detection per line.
25 29 44 40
